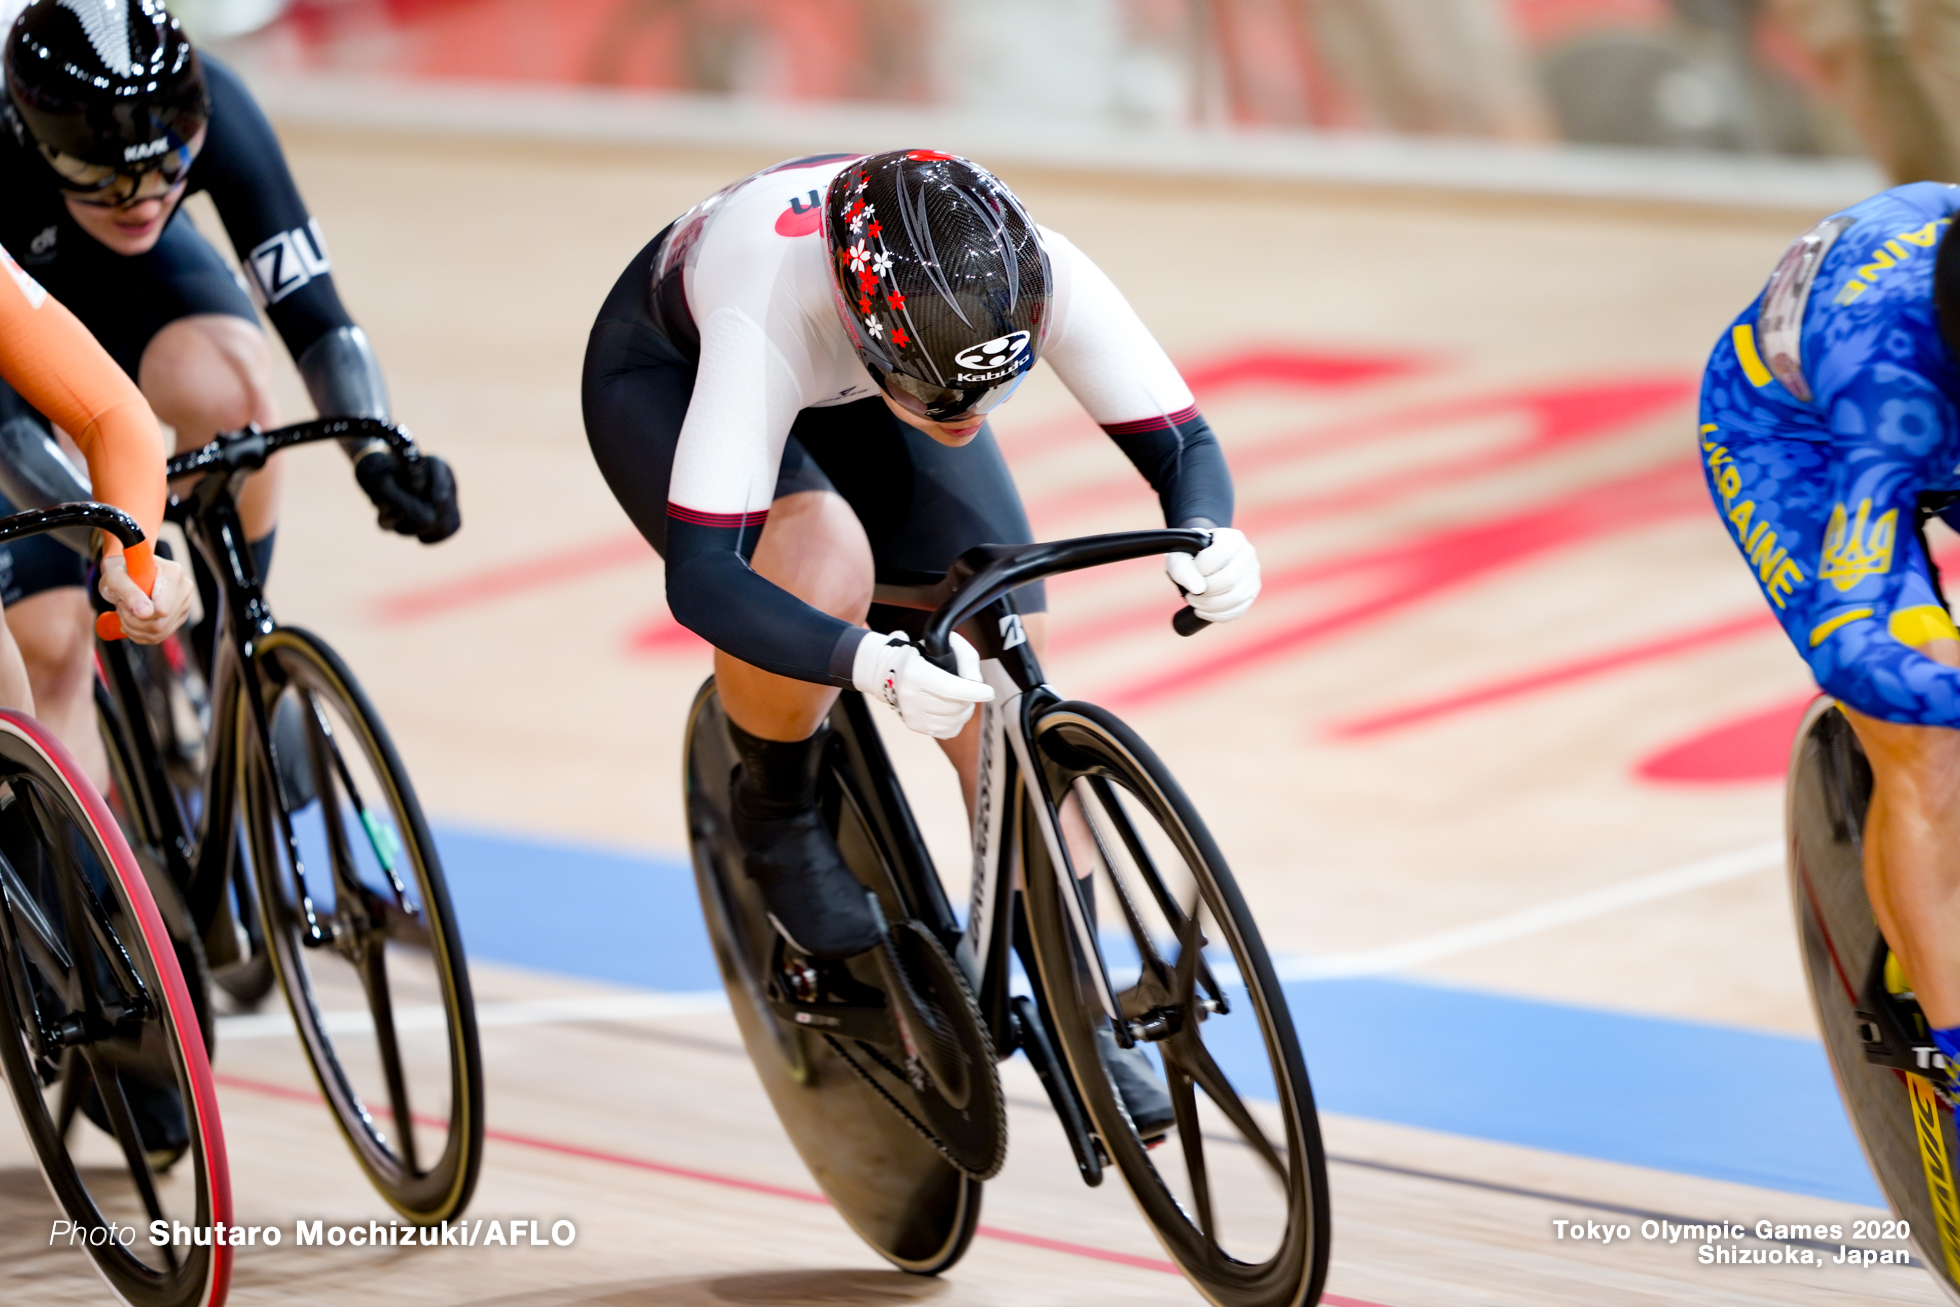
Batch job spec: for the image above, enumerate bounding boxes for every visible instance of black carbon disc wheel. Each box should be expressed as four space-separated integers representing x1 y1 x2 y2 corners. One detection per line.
684 681 982 1275
1789 698 1960 1298
0 709 230 1307
1024 701 1329 1307
241 627 482 1224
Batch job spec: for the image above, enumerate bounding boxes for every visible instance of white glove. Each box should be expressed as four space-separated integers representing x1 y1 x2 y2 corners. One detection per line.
1166 528 1261 623
851 629 994 738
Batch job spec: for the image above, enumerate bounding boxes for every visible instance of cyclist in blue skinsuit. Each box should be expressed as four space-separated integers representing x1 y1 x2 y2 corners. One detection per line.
1701 181 1960 1071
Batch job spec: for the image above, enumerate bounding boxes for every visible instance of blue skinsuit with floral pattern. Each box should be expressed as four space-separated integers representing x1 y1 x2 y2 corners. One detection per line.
1700 182 1960 725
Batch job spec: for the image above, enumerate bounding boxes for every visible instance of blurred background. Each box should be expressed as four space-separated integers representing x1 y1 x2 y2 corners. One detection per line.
172 0 1960 182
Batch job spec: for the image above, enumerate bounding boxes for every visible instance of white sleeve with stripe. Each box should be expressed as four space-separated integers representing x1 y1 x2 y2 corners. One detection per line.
667 306 810 518
1038 227 1196 426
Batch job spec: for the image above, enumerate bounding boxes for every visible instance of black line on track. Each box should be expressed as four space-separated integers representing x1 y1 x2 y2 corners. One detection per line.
577 1014 1906 1263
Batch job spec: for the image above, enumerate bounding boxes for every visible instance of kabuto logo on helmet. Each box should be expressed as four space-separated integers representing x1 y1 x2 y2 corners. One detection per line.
954 332 1030 375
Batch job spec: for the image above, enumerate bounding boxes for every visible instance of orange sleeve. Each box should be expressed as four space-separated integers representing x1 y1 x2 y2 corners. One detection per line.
0 247 163 585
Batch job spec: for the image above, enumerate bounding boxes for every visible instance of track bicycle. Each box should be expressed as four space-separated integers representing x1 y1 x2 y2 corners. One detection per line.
0 498 230 1307
69 418 483 1226
685 529 1331 1307
1792 698 1960 1300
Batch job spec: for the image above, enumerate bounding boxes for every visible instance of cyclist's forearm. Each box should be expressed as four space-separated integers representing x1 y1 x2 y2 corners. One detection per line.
665 518 861 687
297 327 395 460
0 278 166 549
1105 409 1234 527
74 402 168 551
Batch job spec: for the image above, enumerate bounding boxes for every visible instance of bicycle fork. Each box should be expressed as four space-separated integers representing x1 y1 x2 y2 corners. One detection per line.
967 660 1109 1187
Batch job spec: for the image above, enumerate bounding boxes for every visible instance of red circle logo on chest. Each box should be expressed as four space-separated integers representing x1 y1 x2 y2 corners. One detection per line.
775 205 822 237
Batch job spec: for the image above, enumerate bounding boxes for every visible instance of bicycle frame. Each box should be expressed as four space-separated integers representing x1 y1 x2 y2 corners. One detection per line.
97 419 423 943
873 529 1210 1168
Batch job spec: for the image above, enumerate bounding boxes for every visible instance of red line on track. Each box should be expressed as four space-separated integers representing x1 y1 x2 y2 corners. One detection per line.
995 346 1429 461
1035 378 1697 671
1182 347 1430 394
1100 458 1706 708
1324 541 1960 738
1026 373 1692 531
371 347 1425 628
373 533 652 624
211 1072 1395 1303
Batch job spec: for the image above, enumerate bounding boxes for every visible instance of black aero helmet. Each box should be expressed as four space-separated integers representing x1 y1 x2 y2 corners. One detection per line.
825 150 1051 422
6 0 207 197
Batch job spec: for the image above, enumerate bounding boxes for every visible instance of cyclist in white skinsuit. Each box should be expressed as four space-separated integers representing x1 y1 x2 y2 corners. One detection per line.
583 150 1262 1137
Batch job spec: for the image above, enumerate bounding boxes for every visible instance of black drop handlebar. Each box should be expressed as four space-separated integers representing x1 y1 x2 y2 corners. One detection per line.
0 501 143 552
167 417 418 480
919 528 1213 669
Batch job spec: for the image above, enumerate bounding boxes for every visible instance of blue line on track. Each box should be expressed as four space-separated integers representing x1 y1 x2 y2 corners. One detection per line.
434 823 1881 1206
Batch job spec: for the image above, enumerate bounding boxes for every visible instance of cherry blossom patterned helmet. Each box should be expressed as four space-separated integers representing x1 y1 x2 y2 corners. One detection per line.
824 150 1051 423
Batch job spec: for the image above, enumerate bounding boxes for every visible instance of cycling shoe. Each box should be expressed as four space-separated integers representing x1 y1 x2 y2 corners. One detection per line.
731 787 883 960
271 692 317 810
1097 1024 1175 1144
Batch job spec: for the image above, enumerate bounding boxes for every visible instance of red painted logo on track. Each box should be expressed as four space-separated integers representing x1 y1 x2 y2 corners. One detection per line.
370 345 1814 789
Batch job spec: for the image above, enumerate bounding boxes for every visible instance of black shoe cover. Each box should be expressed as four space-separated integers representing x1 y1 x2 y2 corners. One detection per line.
731 789 883 960
1097 1024 1175 1143
271 692 317 810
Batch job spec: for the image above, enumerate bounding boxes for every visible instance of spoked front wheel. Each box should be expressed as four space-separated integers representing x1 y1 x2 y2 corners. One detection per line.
0 709 229 1307
239 627 482 1223
1023 701 1329 1307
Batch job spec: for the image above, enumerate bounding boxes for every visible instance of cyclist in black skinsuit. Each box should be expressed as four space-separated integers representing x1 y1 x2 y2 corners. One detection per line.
0 0 460 788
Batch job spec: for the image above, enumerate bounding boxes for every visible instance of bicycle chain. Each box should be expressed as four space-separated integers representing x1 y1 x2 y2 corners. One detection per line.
816 928 1007 1180
820 1031 1001 1180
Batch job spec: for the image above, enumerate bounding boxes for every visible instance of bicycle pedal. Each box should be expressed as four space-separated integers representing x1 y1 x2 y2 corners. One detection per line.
765 950 890 1039
1855 1003 1953 1082
781 955 820 1003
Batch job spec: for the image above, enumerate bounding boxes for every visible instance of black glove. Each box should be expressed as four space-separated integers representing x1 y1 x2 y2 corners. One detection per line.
354 448 459 543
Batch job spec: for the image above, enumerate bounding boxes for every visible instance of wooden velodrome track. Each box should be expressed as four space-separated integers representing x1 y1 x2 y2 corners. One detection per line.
0 119 1942 1305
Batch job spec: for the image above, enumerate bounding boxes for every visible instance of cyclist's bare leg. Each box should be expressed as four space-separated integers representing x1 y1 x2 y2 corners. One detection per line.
717 490 873 741
140 315 283 539
1843 635 1960 1027
713 490 1047 820
0 609 32 718
6 588 104 789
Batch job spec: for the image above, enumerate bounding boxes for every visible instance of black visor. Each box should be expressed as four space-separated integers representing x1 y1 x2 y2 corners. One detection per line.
875 365 1026 423
42 135 198 202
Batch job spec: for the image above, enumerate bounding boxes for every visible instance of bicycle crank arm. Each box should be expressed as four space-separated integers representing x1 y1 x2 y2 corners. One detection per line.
1853 941 1951 1077
762 943 893 1040
764 993 892 1043
1010 995 1103 1186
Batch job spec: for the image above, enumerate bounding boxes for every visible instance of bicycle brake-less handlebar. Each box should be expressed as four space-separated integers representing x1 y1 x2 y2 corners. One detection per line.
919 529 1212 668
0 501 150 641
0 501 144 552
166 417 417 480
